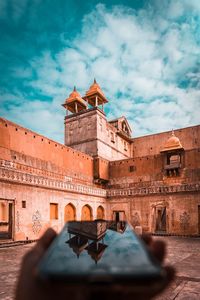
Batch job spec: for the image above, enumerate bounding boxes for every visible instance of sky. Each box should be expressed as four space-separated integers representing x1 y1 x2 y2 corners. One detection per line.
0 0 200 143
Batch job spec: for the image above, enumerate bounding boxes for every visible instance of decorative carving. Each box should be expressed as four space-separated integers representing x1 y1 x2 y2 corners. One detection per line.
0 159 92 183
107 183 200 197
180 211 190 233
32 210 42 234
132 212 140 227
1 159 200 199
0 167 106 197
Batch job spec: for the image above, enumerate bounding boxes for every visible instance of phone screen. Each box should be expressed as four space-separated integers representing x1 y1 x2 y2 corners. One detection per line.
38 221 163 283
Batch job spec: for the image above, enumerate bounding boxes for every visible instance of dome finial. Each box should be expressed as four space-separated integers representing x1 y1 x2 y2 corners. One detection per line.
160 130 183 152
73 86 76 92
94 78 97 84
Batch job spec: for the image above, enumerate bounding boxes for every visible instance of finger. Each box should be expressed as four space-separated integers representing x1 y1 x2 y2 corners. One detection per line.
141 234 152 246
150 240 166 263
33 228 57 259
36 228 57 252
22 228 57 268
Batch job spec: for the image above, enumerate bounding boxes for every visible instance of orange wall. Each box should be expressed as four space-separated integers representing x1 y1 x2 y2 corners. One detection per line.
132 125 200 157
0 118 93 180
109 155 162 181
94 157 109 181
109 149 200 182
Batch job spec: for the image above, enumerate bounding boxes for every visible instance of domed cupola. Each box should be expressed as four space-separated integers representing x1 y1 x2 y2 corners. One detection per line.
62 86 87 114
160 131 184 177
83 79 108 111
160 130 183 152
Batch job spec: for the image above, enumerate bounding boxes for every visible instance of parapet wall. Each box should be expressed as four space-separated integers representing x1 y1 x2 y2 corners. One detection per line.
0 118 94 183
109 148 200 185
132 125 200 157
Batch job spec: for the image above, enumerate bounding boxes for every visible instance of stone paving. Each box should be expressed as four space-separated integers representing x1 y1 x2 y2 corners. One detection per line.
0 237 199 300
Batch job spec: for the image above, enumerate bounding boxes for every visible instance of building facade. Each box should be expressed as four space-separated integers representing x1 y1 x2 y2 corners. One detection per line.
0 80 200 241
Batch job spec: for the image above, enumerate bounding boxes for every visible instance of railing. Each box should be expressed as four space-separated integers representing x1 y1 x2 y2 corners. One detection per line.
164 162 181 170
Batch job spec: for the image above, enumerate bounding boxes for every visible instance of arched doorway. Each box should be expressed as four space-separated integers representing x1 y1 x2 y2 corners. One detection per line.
64 203 76 222
96 206 104 220
81 205 92 221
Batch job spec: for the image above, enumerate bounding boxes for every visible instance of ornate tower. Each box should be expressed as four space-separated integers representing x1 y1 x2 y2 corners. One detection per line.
62 80 132 161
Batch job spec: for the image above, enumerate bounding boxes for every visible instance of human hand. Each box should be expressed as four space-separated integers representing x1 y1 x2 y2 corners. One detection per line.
15 229 175 300
15 228 77 300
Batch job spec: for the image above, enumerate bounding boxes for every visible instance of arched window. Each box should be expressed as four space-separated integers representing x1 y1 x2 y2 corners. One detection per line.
96 206 105 220
64 203 76 222
81 205 93 221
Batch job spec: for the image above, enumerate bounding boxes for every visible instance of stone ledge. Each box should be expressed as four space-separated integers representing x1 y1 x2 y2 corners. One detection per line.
107 183 200 197
0 239 37 248
0 167 107 197
151 233 200 238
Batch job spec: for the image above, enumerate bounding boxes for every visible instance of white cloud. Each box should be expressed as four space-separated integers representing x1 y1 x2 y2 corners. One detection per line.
1 0 200 141
0 92 65 143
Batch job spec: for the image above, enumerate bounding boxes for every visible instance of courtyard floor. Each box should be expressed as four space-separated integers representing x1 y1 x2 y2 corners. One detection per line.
0 236 199 300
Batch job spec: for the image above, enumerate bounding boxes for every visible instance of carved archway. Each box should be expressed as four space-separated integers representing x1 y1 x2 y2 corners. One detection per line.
64 203 76 222
96 206 105 220
81 205 93 221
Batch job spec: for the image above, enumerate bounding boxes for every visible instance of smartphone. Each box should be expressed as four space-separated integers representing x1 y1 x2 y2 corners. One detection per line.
38 220 167 294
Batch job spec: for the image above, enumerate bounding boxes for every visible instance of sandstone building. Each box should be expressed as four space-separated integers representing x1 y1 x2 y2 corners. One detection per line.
0 80 200 241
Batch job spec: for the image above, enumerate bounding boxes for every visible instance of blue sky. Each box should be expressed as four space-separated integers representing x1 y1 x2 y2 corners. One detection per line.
0 0 200 143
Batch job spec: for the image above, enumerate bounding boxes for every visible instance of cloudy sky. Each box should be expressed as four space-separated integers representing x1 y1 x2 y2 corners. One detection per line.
0 0 200 143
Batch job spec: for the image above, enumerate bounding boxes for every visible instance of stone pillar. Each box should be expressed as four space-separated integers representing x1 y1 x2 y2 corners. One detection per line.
95 96 98 107
76 204 82 221
75 102 78 113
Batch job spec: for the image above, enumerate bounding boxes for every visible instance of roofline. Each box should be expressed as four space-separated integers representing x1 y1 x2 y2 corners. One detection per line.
0 117 93 160
82 91 108 103
109 116 132 133
132 124 200 140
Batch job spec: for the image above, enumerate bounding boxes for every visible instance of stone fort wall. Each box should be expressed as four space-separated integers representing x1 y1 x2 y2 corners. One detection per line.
109 148 200 184
132 125 200 157
0 115 200 239
0 117 107 240
0 117 94 183
107 125 200 235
